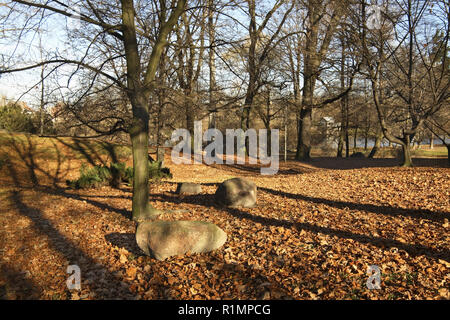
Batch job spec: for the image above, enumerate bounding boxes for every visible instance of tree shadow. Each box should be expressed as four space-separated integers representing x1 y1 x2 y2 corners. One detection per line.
0 134 129 189
163 181 219 189
0 264 43 300
224 207 450 262
9 190 136 299
152 190 217 208
40 186 132 220
258 186 449 223
174 156 448 175
205 161 315 177
105 232 142 256
150 191 450 262
104 232 294 299
191 258 294 300
55 137 107 167
0 133 73 187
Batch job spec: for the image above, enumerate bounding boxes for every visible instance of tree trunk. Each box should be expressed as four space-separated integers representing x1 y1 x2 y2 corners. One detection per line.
337 35 346 158
129 97 161 222
267 127 272 157
40 66 45 136
185 97 194 135
121 0 186 221
447 144 450 166
400 143 413 167
240 0 257 157
337 125 345 158
345 120 350 157
398 135 413 167
368 128 382 158
39 32 46 137
284 103 288 162
208 0 217 157
296 46 315 161
240 98 252 156
353 126 358 150
295 1 345 161
240 45 257 155
296 107 312 160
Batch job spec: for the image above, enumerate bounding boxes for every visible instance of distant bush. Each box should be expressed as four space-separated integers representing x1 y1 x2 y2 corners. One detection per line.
0 104 35 133
30 111 56 135
67 160 171 189
67 163 112 189
148 160 172 181
124 160 172 182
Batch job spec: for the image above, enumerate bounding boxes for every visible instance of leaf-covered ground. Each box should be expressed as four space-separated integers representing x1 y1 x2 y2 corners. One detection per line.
0 133 449 300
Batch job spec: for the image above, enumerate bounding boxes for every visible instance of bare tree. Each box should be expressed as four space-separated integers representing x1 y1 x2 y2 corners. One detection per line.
237 0 293 154
1 0 186 221
294 0 355 160
359 0 449 166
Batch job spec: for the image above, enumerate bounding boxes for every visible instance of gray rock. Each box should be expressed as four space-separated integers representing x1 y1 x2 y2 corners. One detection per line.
215 177 257 208
175 182 202 195
136 220 227 261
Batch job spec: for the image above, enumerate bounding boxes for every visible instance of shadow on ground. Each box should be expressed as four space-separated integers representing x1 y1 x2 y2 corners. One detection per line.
8 190 136 299
0 264 43 300
150 191 450 263
105 232 142 256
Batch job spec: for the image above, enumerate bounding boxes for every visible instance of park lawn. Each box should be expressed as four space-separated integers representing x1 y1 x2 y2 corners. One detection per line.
0 132 449 300
412 146 448 158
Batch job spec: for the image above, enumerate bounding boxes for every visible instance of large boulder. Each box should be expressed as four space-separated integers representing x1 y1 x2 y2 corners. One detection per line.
175 182 202 195
215 177 257 208
136 220 227 261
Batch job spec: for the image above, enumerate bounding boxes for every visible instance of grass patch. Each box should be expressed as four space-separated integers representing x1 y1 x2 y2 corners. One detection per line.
411 147 448 158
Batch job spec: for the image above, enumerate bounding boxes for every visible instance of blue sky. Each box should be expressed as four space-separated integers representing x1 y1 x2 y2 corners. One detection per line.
0 3 76 107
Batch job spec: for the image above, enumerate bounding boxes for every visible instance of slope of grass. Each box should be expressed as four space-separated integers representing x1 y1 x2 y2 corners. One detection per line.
0 132 132 187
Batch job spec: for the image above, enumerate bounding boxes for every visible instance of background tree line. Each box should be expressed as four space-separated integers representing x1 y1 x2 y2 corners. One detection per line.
0 0 449 220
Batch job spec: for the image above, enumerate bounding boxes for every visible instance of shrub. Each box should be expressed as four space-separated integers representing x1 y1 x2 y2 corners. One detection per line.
148 160 172 181
124 160 172 182
0 104 35 133
66 160 171 189
67 163 112 189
